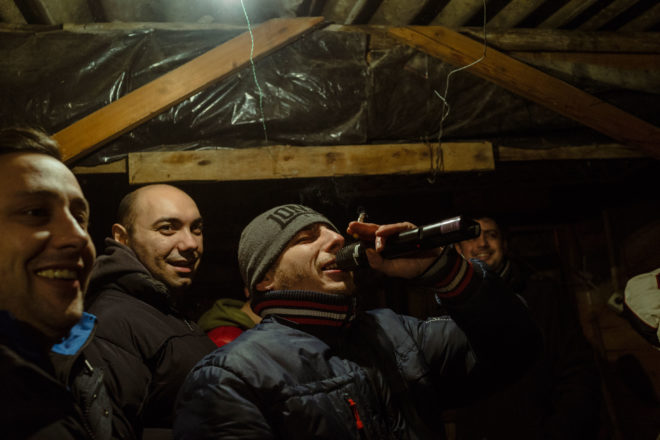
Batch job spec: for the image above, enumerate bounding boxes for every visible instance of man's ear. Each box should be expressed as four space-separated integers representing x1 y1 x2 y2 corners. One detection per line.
455 242 464 256
255 272 274 292
112 223 129 245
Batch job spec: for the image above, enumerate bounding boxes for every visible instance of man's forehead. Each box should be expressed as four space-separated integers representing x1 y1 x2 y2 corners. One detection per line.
477 217 500 231
0 153 85 202
133 190 200 222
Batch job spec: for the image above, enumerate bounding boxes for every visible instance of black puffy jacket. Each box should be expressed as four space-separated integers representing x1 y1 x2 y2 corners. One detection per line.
1 311 119 440
175 251 542 439
84 239 216 436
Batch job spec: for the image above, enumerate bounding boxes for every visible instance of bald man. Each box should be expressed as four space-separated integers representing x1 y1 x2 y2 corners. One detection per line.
84 185 216 438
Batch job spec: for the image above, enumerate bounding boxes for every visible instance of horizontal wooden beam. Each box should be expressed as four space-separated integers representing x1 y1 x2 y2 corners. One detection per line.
71 142 647 177
54 17 325 164
127 142 494 183
387 25 660 159
498 144 646 161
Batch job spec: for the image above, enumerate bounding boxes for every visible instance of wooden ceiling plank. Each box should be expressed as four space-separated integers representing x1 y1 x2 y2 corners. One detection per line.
508 51 660 93
538 0 598 29
369 0 429 25
127 142 494 184
510 51 660 70
430 0 484 27
619 3 660 31
72 141 646 178
498 144 646 161
387 25 660 158
486 0 546 29
578 0 639 31
460 28 660 53
53 17 325 164
0 0 26 23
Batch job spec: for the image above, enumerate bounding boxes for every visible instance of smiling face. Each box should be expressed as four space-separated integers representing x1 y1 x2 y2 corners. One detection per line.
257 223 355 295
0 153 95 341
456 217 506 271
114 185 203 294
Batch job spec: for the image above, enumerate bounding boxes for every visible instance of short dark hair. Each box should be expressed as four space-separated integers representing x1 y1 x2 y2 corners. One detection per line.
116 189 140 233
0 126 61 160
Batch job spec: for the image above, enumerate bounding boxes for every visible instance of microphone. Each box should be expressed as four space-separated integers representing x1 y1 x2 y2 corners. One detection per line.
336 216 480 270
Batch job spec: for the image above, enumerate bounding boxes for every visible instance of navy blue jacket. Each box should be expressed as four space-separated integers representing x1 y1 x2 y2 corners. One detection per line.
175 251 541 439
1 312 122 439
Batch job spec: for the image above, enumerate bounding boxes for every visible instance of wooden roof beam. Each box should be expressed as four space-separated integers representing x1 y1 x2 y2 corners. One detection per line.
54 17 325 164
387 25 660 159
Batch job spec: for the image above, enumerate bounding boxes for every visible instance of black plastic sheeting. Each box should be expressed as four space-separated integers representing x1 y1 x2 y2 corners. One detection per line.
1 27 657 166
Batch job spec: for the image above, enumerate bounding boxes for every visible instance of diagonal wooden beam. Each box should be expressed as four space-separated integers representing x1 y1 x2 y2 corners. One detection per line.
54 17 325 164
388 25 660 159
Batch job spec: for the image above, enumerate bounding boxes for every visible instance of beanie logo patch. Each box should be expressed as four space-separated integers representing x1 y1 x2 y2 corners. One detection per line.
266 205 319 229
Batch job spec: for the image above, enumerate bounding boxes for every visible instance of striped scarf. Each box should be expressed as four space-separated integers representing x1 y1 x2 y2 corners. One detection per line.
251 290 356 328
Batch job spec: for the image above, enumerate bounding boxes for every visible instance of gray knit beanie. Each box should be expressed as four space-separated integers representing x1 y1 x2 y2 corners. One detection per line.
238 204 338 295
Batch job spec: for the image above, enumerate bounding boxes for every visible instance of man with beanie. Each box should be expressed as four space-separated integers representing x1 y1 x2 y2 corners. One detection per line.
84 184 216 438
174 204 542 439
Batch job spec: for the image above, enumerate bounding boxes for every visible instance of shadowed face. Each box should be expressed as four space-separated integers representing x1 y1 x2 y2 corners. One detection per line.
119 185 203 294
456 217 506 271
258 223 355 295
0 153 95 341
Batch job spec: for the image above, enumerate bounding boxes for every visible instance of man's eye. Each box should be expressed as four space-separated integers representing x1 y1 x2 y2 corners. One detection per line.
158 224 175 234
192 224 203 235
295 234 313 244
74 214 89 227
23 207 49 218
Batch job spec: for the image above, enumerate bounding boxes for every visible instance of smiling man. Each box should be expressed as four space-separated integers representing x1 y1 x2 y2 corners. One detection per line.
84 184 216 438
174 204 542 439
0 127 121 439
454 216 602 439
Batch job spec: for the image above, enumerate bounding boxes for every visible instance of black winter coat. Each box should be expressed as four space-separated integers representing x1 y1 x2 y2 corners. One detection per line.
84 239 216 436
175 252 542 439
0 311 117 440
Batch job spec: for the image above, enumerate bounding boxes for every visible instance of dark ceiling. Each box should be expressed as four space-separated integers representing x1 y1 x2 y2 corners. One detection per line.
1 0 659 31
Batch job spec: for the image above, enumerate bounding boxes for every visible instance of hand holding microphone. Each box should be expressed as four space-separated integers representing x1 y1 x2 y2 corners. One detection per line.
340 216 481 276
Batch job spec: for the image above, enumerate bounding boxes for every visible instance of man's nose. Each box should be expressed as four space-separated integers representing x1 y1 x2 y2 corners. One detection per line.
323 227 345 253
178 228 202 252
52 211 90 250
475 233 488 247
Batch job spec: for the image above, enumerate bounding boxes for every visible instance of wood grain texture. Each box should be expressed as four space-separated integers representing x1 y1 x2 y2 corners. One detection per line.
55 17 325 164
388 25 660 158
127 142 494 183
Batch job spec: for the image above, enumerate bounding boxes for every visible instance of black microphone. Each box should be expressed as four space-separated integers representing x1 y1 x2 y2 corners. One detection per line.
336 216 480 270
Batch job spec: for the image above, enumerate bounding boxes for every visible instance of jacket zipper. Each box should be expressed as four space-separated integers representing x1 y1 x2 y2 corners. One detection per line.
81 360 97 440
346 397 366 439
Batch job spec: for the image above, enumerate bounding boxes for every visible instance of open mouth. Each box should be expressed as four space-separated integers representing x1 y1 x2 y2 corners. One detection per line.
322 260 339 271
36 268 78 280
168 259 196 273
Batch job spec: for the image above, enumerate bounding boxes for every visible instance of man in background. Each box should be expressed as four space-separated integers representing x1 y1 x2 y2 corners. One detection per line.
84 184 216 437
198 289 261 347
455 215 602 439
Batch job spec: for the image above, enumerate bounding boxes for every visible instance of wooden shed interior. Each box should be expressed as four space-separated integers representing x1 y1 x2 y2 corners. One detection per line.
2 0 660 438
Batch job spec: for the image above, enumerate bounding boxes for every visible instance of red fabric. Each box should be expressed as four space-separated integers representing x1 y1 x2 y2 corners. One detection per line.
207 326 244 347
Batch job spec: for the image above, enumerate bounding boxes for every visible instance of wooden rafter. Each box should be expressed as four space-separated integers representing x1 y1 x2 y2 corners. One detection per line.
54 17 325 164
387 25 660 159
